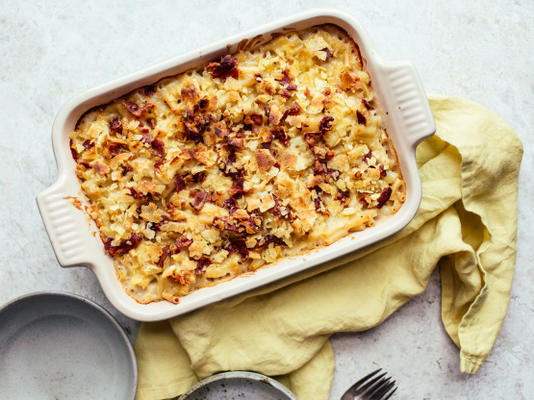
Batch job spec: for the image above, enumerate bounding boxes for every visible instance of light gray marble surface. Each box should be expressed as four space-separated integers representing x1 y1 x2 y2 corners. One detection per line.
1 1 532 398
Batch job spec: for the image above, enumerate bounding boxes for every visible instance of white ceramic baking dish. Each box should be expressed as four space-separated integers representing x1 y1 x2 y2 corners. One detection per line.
37 9 435 321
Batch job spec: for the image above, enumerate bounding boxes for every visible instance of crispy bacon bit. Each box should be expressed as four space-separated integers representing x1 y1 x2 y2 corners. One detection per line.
70 138 78 161
313 160 326 175
320 47 333 60
271 127 289 147
359 196 369 208
104 233 142 257
304 131 323 147
325 166 340 181
229 180 245 198
248 113 263 126
376 187 392 208
270 200 291 220
255 149 276 172
143 85 156 97
181 85 197 100
276 69 293 86
151 138 165 158
245 212 263 234
362 149 372 163
108 142 128 156
190 191 209 212
281 84 297 97
362 99 372 110
122 101 154 118
122 101 143 117
140 134 152 145
126 187 146 199
214 124 229 138
228 137 245 149
82 140 94 150
356 110 367 125
175 237 193 250
199 98 209 109
141 128 149 134
319 116 334 132
225 238 249 260
191 171 207 183
121 164 133 176
214 211 262 235
335 190 350 206
157 245 171 269
195 256 212 275
213 217 244 233
222 197 237 210
314 196 329 216
183 112 210 143
255 234 286 250
313 146 335 162
379 165 387 177
146 118 155 129
149 215 170 233
281 102 301 123
207 55 238 81
109 117 123 134
174 175 186 192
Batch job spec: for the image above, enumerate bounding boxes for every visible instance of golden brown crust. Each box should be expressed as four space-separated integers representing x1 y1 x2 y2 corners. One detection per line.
69 25 406 303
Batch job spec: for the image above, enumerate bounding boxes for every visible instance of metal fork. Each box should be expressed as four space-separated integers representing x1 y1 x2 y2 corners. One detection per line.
340 369 397 400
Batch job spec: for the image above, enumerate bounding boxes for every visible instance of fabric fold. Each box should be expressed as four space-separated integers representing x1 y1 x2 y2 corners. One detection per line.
134 96 523 400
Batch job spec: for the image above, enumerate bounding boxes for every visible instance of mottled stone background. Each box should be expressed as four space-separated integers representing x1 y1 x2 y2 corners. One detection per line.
1 1 532 398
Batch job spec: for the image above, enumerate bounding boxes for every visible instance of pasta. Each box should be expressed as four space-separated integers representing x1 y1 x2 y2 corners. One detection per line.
69 25 405 304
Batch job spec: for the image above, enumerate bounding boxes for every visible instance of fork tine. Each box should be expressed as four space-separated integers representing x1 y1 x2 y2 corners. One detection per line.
352 368 382 389
361 376 391 398
382 386 398 400
369 380 396 400
340 369 382 400
353 372 387 395
345 369 382 394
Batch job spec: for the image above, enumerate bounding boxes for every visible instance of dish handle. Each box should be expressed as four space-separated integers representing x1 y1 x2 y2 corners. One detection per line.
36 176 94 268
379 61 436 147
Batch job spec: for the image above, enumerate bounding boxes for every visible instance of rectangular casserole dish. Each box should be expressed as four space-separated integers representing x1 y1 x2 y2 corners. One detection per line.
37 9 435 321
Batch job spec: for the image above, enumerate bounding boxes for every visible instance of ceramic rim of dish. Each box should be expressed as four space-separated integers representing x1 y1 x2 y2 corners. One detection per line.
36 9 436 321
178 370 297 400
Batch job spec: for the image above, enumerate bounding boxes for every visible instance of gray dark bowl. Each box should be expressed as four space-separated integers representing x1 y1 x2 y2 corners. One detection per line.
0 292 137 400
179 371 297 400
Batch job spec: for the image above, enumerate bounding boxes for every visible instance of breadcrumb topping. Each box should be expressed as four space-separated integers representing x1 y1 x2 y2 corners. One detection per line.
69 25 405 304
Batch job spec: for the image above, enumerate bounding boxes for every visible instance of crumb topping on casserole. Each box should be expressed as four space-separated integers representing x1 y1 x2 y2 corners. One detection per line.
69 25 406 304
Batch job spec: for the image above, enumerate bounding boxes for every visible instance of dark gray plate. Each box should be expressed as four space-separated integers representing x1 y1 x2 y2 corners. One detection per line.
179 371 296 400
0 292 137 400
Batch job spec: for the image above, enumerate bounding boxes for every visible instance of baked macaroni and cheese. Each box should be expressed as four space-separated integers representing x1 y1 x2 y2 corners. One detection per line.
70 25 405 304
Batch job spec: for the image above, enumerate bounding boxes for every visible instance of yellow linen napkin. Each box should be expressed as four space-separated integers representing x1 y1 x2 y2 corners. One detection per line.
134 96 523 400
